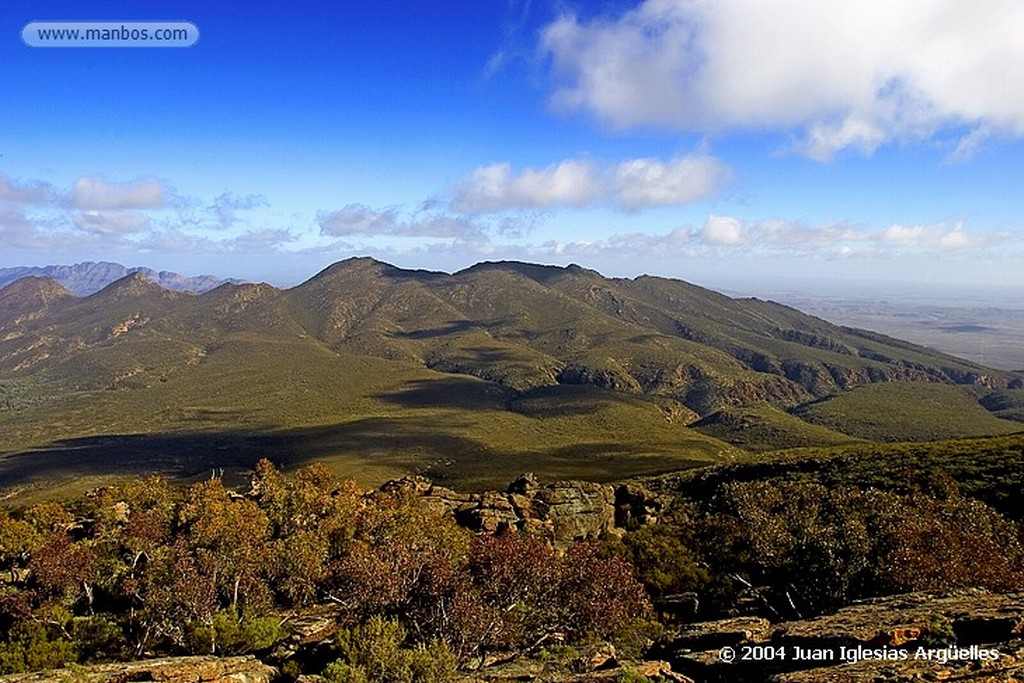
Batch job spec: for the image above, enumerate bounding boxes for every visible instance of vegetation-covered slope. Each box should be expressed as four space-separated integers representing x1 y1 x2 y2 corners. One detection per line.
1 258 1020 496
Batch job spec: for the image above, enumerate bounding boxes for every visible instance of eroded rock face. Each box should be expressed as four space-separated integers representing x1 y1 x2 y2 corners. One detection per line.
385 474 624 545
0 655 277 682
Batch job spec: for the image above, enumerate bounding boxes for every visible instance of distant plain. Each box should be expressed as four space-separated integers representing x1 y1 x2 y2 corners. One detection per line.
768 288 1024 372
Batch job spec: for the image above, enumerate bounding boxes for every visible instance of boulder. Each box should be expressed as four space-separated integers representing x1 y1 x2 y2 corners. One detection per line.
532 481 616 544
670 616 772 651
615 483 661 528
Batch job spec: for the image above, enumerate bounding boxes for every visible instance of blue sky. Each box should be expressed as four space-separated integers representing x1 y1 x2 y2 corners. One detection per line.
2 0 1023 293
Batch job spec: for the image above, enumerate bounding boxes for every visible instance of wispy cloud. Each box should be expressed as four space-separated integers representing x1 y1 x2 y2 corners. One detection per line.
2 168 1017 283
500 217 1013 262
540 0 1024 159
0 173 56 205
211 192 269 229
0 172 290 256
70 176 170 210
73 210 150 236
452 153 728 212
319 203 489 240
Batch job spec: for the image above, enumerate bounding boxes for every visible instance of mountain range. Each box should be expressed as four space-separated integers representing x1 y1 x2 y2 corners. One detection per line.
0 261 240 296
1 257 1021 496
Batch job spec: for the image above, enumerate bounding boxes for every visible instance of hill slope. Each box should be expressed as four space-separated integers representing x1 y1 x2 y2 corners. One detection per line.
1 258 1020 495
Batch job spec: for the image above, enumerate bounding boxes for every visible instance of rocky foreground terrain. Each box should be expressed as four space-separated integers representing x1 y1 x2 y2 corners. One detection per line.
2 476 1021 683
2 589 1020 682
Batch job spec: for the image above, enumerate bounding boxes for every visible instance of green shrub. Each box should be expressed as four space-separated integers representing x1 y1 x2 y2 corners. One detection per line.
407 640 458 683
329 617 456 683
0 621 77 674
919 614 957 648
609 617 664 660
71 616 128 663
323 661 369 683
605 526 709 599
185 608 284 655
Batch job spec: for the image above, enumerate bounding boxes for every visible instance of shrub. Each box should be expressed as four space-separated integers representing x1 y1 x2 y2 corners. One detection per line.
0 620 76 674
185 607 284 655
329 617 456 683
697 480 1024 617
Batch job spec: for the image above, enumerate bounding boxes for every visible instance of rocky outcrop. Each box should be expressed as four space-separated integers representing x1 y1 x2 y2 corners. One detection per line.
0 656 277 682
614 482 662 528
386 474 674 544
772 642 1024 683
660 589 1024 682
385 474 636 545
451 642 696 683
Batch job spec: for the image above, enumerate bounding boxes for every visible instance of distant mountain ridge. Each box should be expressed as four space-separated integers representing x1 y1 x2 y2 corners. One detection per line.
2 257 1018 408
0 261 241 296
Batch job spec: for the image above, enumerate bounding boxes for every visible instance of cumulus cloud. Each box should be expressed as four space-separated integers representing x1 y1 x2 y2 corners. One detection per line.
452 159 601 212
695 217 1001 253
319 204 404 236
71 176 169 210
228 228 296 250
0 208 50 248
616 155 729 209
700 215 744 245
0 171 298 256
453 153 727 212
540 0 1024 158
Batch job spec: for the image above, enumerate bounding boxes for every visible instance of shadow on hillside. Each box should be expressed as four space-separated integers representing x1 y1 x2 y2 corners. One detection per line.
376 377 643 419
508 385 643 418
395 319 505 339
0 416 490 492
0 415 720 496
376 377 513 411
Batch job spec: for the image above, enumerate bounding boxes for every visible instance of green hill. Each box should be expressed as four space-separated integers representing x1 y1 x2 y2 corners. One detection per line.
1 258 1020 499
792 382 1023 441
690 403 863 451
980 388 1024 422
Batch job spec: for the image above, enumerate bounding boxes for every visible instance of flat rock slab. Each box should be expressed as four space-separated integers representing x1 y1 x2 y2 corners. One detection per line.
0 655 278 683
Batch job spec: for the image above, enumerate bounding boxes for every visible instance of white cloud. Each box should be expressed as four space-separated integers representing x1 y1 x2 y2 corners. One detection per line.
540 0 1024 158
229 228 296 250
700 215 744 245
879 221 984 249
73 210 150 236
521 217 1007 262
452 159 601 212
0 209 49 248
320 204 403 236
0 173 54 205
0 171 300 256
453 153 726 212
71 176 168 210
615 155 728 209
